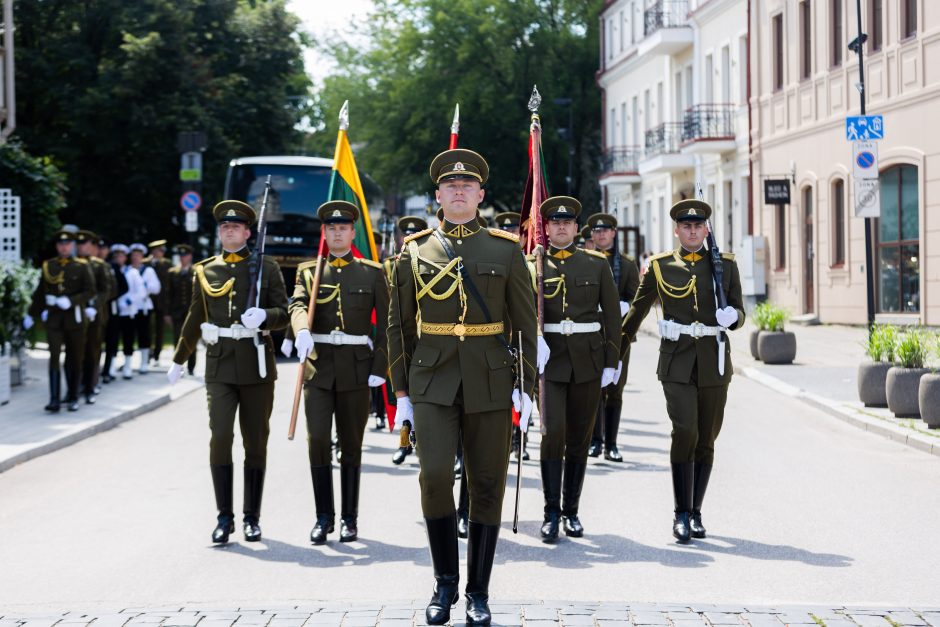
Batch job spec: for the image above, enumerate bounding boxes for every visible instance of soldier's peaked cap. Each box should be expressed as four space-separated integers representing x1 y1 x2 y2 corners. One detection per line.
175 244 194 255
540 196 582 220
148 239 168 249
398 215 428 234
494 211 521 228
76 229 98 243
580 225 593 240
587 213 618 229
53 224 79 242
317 200 359 224
670 199 711 222
212 200 257 226
429 148 489 185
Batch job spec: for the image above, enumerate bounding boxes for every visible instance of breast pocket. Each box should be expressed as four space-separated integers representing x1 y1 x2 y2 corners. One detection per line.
477 262 507 298
576 276 599 302
409 344 440 396
485 346 513 403
347 284 373 309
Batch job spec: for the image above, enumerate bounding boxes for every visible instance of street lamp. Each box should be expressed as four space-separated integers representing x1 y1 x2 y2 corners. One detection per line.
553 97 574 196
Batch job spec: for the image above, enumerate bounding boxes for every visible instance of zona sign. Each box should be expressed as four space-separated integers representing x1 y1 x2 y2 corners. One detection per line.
180 190 202 212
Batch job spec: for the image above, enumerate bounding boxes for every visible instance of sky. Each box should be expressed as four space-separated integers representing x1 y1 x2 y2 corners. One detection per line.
287 0 375 84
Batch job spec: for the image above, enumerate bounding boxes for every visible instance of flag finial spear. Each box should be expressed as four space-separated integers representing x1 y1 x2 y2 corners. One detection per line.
451 104 460 135
527 85 542 113
339 100 349 131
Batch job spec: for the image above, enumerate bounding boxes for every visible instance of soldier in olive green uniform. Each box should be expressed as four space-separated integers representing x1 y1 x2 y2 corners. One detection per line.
289 200 390 544
148 240 173 364
167 200 289 544
622 199 745 543
76 230 113 404
579 225 594 250
586 213 641 462
25 228 96 412
388 149 536 626
492 211 521 236
167 244 197 375
534 197 622 542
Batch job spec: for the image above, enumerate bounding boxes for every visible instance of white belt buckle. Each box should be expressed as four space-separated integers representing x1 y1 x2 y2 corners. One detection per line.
329 329 344 345
689 321 705 339
560 319 575 336
230 323 248 339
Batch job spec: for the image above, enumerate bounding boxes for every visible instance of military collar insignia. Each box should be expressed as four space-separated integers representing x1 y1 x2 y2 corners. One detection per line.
443 219 481 238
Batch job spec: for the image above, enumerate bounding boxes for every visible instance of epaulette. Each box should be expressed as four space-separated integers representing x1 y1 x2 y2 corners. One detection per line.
194 256 214 267
625 254 636 262
583 249 607 260
296 259 319 273
74 257 88 264
403 228 433 244
649 250 674 262
356 258 383 270
487 228 519 243
721 252 736 261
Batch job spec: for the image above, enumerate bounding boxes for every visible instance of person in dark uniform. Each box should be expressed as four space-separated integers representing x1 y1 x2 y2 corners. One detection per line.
586 213 641 462
166 200 289 544
148 240 173 365
388 149 536 626
24 227 96 412
492 211 521 236
76 230 112 404
579 225 594 250
290 200 389 544
166 244 197 375
622 199 745 543
534 198 621 542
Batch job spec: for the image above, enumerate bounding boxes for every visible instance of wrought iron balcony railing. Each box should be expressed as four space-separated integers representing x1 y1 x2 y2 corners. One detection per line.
681 104 736 143
644 0 690 37
602 147 642 174
644 123 684 158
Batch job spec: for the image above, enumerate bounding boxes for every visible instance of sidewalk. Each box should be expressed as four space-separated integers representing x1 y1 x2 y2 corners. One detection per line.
0 347 204 473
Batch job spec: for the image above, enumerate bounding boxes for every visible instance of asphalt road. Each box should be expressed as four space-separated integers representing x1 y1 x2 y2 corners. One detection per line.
2 334 939 611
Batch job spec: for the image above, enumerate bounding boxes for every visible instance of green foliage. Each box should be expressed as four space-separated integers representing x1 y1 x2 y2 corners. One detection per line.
0 141 67 261
312 0 604 210
894 327 929 369
864 323 898 363
0 261 40 353
752 302 789 332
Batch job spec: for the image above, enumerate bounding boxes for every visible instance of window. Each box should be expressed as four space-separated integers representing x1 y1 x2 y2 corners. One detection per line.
869 0 883 51
705 54 714 102
607 19 613 60
772 14 784 90
877 165 919 313
610 107 617 148
619 11 625 52
776 205 787 269
632 96 639 145
800 1 812 79
739 36 748 105
721 45 731 103
620 102 627 146
831 179 845 266
902 0 916 39
831 0 842 67
657 81 663 125
644 89 651 131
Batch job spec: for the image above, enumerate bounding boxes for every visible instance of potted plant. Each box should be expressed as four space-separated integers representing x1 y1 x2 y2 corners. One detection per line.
756 303 796 364
857 324 897 407
0 260 40 400
886 327 931 418
918 333 940 428
750 303 770 360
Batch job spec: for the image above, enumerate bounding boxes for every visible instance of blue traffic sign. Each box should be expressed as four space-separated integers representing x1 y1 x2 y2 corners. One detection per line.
180 190 202 212
856 150 876 170
846 115 884 140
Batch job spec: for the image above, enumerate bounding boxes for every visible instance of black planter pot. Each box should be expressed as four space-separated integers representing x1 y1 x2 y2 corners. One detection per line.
918 373 940 428
886 367 930 418
750 331 762 360
857 361 891 407
757 331 796 365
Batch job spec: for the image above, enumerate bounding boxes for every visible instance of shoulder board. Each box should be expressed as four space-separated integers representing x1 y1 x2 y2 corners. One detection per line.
403 228 433 244
721 252 735 261
649 250 674 262
624 254 636 262
356 258 383 270
583 249 607 260
296 259 319 272
194 256 215 267
487 228 519 243
74 257 88 264
525 253 535 262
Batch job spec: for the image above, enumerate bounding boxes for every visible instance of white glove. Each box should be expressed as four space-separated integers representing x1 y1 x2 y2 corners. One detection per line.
167 362 183 385
294 329 314 361
614 360 623 383
512 390 534 433
396 396 414 432
41 310 49 322
536 335 551 374
368 375 385 388
619 300 630 317
23 315 34 330
55 296 72 310
600 367 617 388
716 306 739 328
240 307 267 329
280 337 294 358
85 307 97 322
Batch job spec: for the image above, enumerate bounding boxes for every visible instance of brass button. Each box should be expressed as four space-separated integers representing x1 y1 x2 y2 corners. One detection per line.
457 239 463 245
418 358 423 363
337 268 342 273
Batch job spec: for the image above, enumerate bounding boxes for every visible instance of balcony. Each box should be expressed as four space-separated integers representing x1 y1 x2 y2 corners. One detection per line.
639 123 694 175
638 0 692 57
680 104 738 154
599 147 642 186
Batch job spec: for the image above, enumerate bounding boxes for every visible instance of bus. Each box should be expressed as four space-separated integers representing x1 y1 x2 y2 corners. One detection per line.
224 155 332 286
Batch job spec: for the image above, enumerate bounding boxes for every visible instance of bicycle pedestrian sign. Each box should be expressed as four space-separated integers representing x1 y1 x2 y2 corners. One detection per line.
846 115 884 141
180 190 202 212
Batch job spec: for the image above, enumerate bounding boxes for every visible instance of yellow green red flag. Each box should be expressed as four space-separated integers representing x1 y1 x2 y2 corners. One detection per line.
327 108 378 261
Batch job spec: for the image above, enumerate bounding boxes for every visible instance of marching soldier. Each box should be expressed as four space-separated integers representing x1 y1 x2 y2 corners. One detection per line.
622 199 744 543
388 149 536 626
76 230 112 404
166 200 289 544
579 225 594 250
166 244 197 376
492 211 521 236
290 200 390 544
148 240 173 365
586 213 640 462
24 227 96 412
534 197 621 542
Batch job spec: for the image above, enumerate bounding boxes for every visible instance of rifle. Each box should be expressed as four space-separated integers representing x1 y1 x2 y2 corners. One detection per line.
698 185 729 375
246 176 272 379
512 330 524 534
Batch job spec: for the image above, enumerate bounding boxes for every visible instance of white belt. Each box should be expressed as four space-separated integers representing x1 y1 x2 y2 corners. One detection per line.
658 319 721 341
543 321 601 336
312 331 371 346
218 325 268 340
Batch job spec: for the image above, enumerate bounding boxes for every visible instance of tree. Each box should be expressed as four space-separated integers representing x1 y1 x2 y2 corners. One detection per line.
0 141 67 261
313 0 604 212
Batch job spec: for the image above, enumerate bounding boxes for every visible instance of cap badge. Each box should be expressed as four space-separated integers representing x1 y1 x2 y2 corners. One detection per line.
332 209 342 217
453 162 466 171
688 208 697 216
558 206 568 213
226 209 237 217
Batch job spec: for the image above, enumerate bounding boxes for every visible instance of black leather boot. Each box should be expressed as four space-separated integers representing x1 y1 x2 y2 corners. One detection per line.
671 462 694 543
392 445 412 465
457 473 469 539
588 403 603 457
309 464 334 544
424 514 459 625
44 369 61 413
465 521 499 625
603 406 623 462
210 464 235 544
562 459 587 537
243 466 265 542
539 459 562 543
339 464 360 542
691 462 713 539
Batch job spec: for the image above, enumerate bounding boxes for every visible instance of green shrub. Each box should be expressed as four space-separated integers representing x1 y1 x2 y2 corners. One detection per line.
894 328 930 369
753 302 789 332
0 261 40 354
865 323 898 362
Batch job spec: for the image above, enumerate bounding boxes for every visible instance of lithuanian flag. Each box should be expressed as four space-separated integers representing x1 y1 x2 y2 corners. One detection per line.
327 101 378 261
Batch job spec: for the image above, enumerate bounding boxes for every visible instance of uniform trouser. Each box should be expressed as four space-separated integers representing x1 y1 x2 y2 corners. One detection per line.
81 319 104 393
152 307 166 359
305 384 370 467
206 380 275 469
540 379 601 463
103 314 121 375
595 343 631 442
172 317 196 373
661 381 728 465
47 326 86 400
413 402 512 526
119 315 142 356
